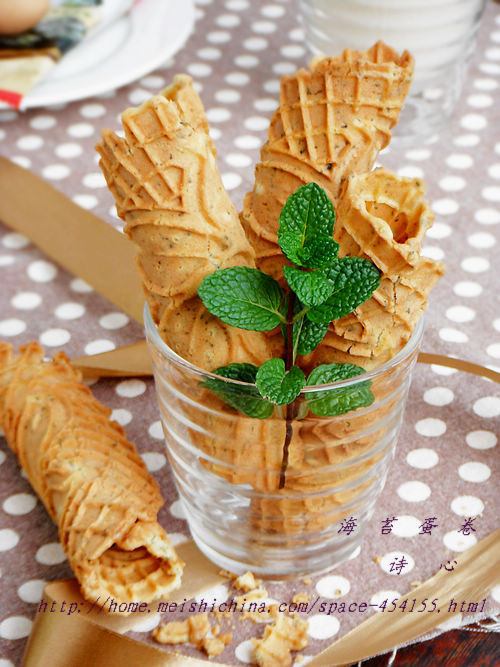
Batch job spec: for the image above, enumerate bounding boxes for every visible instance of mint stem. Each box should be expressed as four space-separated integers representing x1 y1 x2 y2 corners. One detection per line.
279 292 296 489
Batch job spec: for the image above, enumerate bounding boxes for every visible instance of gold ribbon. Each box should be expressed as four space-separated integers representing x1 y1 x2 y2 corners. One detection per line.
1 160 498 665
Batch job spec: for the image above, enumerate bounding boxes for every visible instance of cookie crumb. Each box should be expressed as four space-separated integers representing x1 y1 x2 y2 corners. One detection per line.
301 577 312 586
233 571 262 592
252 614 309 666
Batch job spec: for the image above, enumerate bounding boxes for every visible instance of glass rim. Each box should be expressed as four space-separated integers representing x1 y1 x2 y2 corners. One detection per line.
144 303 424 393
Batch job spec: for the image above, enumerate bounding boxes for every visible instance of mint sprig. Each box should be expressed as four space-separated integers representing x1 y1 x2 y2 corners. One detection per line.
198 183 381 488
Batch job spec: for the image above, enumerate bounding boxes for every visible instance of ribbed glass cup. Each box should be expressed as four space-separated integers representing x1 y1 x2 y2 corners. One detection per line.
297 0 486 146
145 304 424 577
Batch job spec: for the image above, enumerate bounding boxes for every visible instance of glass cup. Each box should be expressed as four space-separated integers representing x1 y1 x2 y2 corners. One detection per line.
297 0 487 146
145 304 424 577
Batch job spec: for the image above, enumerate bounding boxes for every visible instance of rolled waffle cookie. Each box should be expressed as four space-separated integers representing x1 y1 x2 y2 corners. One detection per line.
304 167 445 368
97 75 271 370
240 41 414 282
0 342 183 610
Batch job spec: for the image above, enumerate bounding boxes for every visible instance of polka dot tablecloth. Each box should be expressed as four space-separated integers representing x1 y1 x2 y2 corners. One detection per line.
0 1 499 665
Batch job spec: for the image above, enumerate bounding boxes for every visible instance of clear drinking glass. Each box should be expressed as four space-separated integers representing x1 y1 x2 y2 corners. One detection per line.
145 304 424 577
297 0 487 146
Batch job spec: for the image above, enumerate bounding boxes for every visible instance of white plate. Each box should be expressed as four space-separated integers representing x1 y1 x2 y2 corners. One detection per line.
14 0 195 109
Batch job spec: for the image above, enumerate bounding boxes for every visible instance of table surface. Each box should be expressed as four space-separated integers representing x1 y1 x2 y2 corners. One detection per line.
0 1 499 666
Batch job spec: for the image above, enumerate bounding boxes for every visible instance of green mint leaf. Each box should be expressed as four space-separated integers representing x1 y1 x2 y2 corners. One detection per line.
283 265 335 307
295 317 329 356
202 363 274 419
278 182 339 269
307 257 381 324
305 363 374 416
256 359 306 406
198 267 284 331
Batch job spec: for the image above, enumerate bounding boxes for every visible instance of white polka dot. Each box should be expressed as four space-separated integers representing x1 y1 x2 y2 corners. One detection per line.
235 639 254 663
467 94 493 108
415 418 446 437
225 152 252 167
263 79 280 94
141 452 166 472
438 614 464 631
473 78 498 90
0 529 20 551
0 617 32 640
475 208 500 225
216 13 240 27
73 194 98 209
261 4 285 18
443 530 477 552
148 421 164 439
446 305 475 323
468 232 495 248
55 302 85 320
487 343 500 359
42 164 70 180
84 339 115 355
39 329 70 347
30 115 56 130
482 186 500 202
406 448 439 469
391 515 421 538
281 44 306 59
453 281 482 298
458 461 491 483
215 89 241 104
315 575 350 599
461 256 489 273
397 481 431 502
225 71 249 86
36 542 66 564
490 586 500 604
70 278 92 293
244 116 269 131
460 113 487 131
80 103 106 118
55 143 82 159
494 318 500 332
3 493 36 515
473 396 500 418
206 108 231 123
222 172 242 190
0 255 14 267
421 246 444 260
99 312 129 330
370 590 401 610
195 584 229 605
423 387 454 406
397 165 424 179
488 164 500 180
169 499 186 519
18 579 47 604
168 532 189 546
0 110 17 121
0 450 6 465
197 47 222 60
116 379 146 398
273 61 296 75
439 176 465 192
453 133 480 147
11 155 31 168
140 74 166 88
253 98 278 112
427 223 452 240
82 172 106 188
207 30 231 43
209 127 221 141
486 47 500 60
379 551 415 575
307 614 339 640
244 37 268 51
234 54 259 68
439 328 468 343
451 495 484 517
187 62 212 77
111 409 132 426
234 134 260 149
252 20 276 34
67 123 94 138
127 88 151 105
17 135 43 150
2 232 29 249
27 260 57 282
0 319 26 336
132 614 161 633
432 198 458 215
